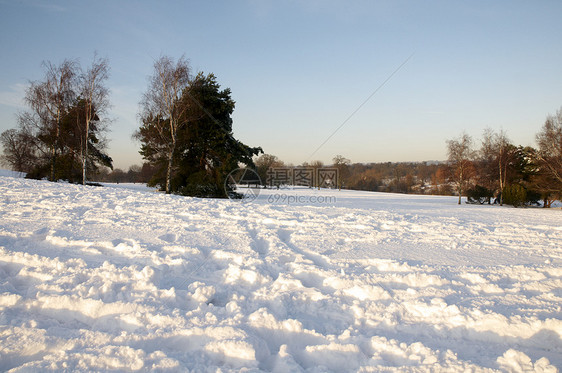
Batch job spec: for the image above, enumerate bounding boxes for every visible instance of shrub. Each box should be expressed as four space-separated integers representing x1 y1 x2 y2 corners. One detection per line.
503 184 527 207
466 185 493 204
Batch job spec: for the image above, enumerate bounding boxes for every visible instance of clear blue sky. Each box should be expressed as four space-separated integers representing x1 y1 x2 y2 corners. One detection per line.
1 0 561 169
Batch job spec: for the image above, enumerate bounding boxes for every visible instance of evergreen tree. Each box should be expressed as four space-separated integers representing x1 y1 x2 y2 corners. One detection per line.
136 72 262 197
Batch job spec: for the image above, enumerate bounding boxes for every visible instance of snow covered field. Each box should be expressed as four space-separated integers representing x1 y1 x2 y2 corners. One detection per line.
0 173 560 372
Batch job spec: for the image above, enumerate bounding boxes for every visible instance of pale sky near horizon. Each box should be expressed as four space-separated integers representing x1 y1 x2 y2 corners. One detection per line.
0 0 561 170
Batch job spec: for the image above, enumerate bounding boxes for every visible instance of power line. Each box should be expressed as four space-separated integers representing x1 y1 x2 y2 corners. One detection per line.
307 52 415 162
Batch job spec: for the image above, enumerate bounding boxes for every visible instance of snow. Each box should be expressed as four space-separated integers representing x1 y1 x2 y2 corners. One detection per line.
0 169 25 178
0 173 560 372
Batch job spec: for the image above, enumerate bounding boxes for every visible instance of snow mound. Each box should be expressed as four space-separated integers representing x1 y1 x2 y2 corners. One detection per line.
0 176 560 371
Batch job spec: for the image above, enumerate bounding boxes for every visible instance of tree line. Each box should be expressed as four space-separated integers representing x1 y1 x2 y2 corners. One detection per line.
250 111 562 208
446 111 562 207
92 105 562 208
0 55 262 197
250 154 449 193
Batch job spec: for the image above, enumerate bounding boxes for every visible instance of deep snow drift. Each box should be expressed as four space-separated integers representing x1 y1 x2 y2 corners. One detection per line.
0 174 560 372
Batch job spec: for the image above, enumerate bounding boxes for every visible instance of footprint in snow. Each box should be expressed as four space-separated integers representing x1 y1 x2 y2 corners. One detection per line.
158 233 177 243
247 228 270 256
277 229 293 244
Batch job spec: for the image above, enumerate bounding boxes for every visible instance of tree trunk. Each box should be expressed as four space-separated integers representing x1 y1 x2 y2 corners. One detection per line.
82 144 88 185
82 120 89 185
165 120 177 194
498 157 504 206
165 150 173 194
165 136 175 194
50 145 56 182
458 169 462 204
51 109 61 182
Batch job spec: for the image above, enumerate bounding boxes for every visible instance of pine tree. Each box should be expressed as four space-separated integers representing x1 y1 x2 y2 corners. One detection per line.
136 71 262 197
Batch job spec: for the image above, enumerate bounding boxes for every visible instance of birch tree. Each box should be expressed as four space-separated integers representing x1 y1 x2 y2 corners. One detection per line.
139 56 191 193
79 55 110 185
447 133 475 204
23 60 78 181
494 130 515 205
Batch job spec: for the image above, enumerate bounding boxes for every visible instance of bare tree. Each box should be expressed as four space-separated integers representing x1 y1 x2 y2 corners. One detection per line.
23 60 78 181
447 133 475 204
478 128 497 191
255 154 284 187
139 56 191 193
0 129 36 172
79 55 110 185
478 128 517 205
308 160 324 189
332 154 350 190
536 107 562 195
494 129 515 205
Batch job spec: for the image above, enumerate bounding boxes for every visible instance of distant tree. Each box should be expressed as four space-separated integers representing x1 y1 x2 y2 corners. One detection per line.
78 55 110 185
404 173 415 193
255 154 284 187
447 133 475 204
0 128 36 173
305 160 324 189
477 128 499 195
332 155 350 190
94 166 110 182
342 161 441 194
535 108 562 204
108 168 127 183
127 164 142 183
417 162 434 185
138 55 191 193
347 166 382 192
431 165 448 191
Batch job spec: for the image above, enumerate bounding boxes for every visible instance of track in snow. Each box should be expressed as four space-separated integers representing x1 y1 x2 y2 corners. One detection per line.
0 175 560 371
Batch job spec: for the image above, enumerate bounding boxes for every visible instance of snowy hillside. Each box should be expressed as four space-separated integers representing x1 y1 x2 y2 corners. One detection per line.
0 174 560 372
